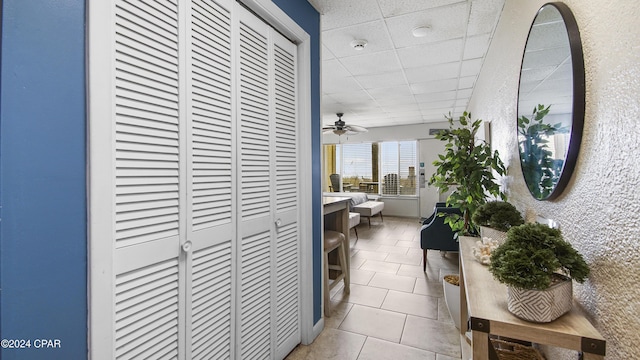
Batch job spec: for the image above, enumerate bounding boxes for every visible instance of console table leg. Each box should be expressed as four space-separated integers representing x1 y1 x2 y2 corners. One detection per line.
472 330 489 360
582 353 604 360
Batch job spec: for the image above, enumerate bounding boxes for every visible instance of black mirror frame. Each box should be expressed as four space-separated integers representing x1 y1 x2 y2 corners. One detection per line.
517 2 585 201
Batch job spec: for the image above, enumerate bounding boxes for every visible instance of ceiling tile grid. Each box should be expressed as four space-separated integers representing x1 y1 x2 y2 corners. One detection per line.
311 0 506 128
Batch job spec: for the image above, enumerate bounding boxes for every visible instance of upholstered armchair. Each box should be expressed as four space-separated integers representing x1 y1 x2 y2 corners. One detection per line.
420 203 461 271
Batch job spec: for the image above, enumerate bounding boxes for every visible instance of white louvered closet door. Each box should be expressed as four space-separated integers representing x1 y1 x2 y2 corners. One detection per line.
271 30 300 360
92 1 300 359
236 5 300 359
112 0 183 358
185 0 236 359
236 8 273 360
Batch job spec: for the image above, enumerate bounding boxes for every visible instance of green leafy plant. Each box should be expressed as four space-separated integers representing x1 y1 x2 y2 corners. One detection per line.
489 223 590 290
518 104 569 199
429 112 506 236
472 201 524 232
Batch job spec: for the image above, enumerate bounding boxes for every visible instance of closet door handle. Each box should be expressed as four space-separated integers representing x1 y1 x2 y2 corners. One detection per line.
275 219 282 228
182 241 193 253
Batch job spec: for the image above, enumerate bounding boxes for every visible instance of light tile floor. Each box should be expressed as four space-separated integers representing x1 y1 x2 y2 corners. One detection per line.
286 216 462 360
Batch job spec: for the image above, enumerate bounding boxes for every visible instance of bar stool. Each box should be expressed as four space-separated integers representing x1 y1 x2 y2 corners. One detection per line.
323 230 350 317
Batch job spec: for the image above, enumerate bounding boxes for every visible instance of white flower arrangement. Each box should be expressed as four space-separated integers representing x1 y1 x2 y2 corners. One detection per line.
472 237 500 265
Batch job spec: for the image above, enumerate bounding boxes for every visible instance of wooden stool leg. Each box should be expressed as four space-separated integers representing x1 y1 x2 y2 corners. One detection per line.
338 242 350 293
323 250 331 317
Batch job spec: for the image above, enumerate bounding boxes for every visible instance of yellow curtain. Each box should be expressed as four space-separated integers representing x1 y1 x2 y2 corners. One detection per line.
323 145 336 192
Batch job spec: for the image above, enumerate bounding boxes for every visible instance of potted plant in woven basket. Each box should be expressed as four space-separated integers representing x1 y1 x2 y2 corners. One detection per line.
472 201 524 244
489 223 590 322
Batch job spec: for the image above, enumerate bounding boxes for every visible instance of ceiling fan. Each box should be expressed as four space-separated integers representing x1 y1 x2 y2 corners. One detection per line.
322 113 368 136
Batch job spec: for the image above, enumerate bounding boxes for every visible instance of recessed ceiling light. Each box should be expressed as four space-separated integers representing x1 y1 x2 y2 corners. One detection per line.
412 26 432 38
350 39 368 50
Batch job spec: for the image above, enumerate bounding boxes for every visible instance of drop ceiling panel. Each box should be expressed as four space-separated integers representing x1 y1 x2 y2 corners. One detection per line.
326 92 373 105
323 20 394 58
458 75 477 89
467 0 505 36
366 85 413 99
414 90 457 103
385 3 468 48
309 0 506 128
377 0 465 18
376 96 420 106
463 34 491 59
397 39 464 68
460 58 483 77
355 71 407 89
404 62 460 83
522 48 570 69
340 50 403 75
410 78 458 95
322 45 335 60
456 88 473 98
525 22 568 51
322 58 352 78
314 0 382 30
322 75 365 94
385 105 422 114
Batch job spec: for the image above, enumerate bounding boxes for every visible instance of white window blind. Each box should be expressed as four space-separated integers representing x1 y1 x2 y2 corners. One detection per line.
399 141 417 195
341 143 372 180
380 141 417 196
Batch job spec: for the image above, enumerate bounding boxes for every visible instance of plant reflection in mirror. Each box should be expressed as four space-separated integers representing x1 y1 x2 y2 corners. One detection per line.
518 104 569 199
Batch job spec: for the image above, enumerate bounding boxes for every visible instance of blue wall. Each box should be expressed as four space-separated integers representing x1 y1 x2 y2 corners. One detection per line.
273 0 322 325
0 1 87 359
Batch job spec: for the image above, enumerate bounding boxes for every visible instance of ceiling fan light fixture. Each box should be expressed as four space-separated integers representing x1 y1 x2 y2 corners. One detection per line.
350 39 368 50
412 25 431 38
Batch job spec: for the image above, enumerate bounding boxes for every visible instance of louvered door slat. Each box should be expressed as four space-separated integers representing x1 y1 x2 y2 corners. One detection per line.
115 259 180 359
239 19 271 222
240 231 271 360
191 242 232 360
274 43 298 214
190 0 233 232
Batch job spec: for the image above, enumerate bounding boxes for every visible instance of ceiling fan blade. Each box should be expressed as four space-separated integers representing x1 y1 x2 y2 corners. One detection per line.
345 124 368 133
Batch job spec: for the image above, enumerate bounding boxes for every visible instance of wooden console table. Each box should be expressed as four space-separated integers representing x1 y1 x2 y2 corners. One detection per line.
458 236 606 359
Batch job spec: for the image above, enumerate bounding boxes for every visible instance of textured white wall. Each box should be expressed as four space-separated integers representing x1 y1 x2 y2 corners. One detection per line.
468 0 640 358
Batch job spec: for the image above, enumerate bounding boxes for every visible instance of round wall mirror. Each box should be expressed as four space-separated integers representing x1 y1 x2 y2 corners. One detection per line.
517 2 585 201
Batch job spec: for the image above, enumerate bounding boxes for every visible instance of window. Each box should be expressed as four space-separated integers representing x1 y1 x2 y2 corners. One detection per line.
338 143 374 192
381 141 417 195
326 141 417 196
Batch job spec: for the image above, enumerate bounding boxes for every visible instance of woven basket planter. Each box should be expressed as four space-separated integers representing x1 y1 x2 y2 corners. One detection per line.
480 226 508 244
507 274 572 323
491 339 544 360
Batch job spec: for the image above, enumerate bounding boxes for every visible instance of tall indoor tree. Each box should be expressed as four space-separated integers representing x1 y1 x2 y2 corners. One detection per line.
429 112 507 236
